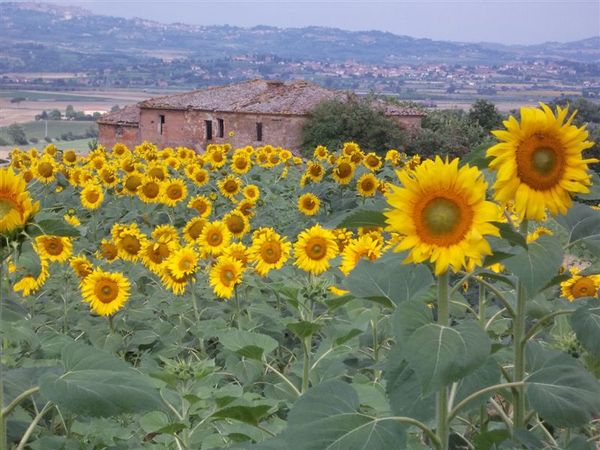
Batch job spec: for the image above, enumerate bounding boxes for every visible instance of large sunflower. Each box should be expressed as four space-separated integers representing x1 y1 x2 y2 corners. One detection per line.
293 225 338 275
356 173 379 197
298 193 320 216
209 255 244 299
385 156 500 275
80 183 104 210
199 221 231 256
138 177 162 203
167 246 199 279
248 228 291 276
560 269 600 302
331 158 355 185
487 104 597 221
223 210 250 238
0 168 39 234
161 179 188 207
81 269 130 316
218 175 242 200
183 217 207 244
188 195 212 218
112 224 147 262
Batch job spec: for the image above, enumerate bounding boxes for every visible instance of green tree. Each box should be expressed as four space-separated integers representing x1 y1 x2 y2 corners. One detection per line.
65 104 76 119
6 123 28 145
406 109 488 158
468 99 504 133
48 109 62 120
301 96 406 157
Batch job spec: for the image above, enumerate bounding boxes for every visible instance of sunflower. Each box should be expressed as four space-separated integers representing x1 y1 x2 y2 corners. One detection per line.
560 269 600 301
183 217 207 243
167 246 199 279
98 239 119 262
356 173 379 197
13 257 50 297
526 226 554 243
199 221 231 256
0 168 39 234
207 146 227 169
209 255 244 299
249 228 291 276
112 143 130 158
146 163 168 181
63 150 78 166
332 158 355 185
123 172 143 195
113 223 147 262
161 179 188 207
188 195 212 217
69 255 93 280
36 236 73 262
313 145 329 160
99 165 119 187
141 238 178 273
293 225 338 275
223 210 250 238
160 265 193 295
231 152 252 174
223 242 250 266
33 156 57 183
332 228 354 252
190 168 210 187
64 214 80 227
120 157 137 174
342 142 361 157
305 161 325 183
243 185 260 202
385 156 500 275
81 269 130 316
80 183 104 210
218 175 242 200
138 177 162 203
487 103 597 221
363 152 383 171
152 224 180 243
340 235 383 275
298 193 320 216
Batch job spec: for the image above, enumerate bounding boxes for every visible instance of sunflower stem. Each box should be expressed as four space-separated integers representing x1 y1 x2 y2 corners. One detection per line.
301 336 310 394
108 314 116 334
478 282 487 433
437 270 450 450
513 220 528 434
234 286 242 330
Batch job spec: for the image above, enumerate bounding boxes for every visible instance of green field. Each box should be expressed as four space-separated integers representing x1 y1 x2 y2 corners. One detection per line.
0 90 111 102
0 120 97 141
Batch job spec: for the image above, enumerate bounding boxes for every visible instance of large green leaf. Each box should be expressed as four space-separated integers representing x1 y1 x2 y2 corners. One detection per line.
28 218 80 238
342 253 433 308
219 330 279 360
283 381 405 450
503 235 563 296
391 300 433 342
405 322 490 393
454 358 501 412
526 343 600 427
38 341 161 417
335 210 386 229
556 203 600 252
213 405 273 426
570 302 600 358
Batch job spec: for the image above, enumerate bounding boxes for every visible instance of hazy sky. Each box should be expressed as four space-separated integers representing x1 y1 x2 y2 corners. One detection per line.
9 0 600 45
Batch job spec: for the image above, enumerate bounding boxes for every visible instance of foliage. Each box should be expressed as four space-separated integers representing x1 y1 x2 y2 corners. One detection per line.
301 96 406 156
6 123 28 145
468 99 504 133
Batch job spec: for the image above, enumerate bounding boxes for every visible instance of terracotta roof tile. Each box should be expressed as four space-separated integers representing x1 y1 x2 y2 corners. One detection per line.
97 104 140 126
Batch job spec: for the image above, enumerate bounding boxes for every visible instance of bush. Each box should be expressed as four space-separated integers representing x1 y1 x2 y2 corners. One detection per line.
29 137 39 144
301 96 406 157
6 123 28 145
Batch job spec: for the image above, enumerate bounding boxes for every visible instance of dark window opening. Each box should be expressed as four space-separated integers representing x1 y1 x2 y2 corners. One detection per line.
256 122 263 141
205 120 213 140
217 118 224 138
159 114 165 135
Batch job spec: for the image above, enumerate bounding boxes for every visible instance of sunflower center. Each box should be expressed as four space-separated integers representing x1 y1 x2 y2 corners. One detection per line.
416 194 473 246
121 235 141 255
261 241 282 263
101 243 118 260
303 198 316 209
37 162 54 178
64 151 76 163
306 237 327 260
167 185 183 200
361 179 375 191
86 190 100 203
209 231 223 245
532 147 556 174
337 163 352 178
125 175 142 191
181 259 192 270
96 280 119 303
0 199 16 218
222 269 235 283
143 182 160 198
148 167 165 180
572 277 597 299
235 158 248 169
516 136 565 190
224 180 238 193
187 220 205 239
45 238 64 255
227 215 245 234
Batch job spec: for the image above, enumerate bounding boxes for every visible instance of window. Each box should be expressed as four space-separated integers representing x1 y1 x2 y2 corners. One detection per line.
205 120 213 140
256 122 263 141
217 118 224 138
159 114 165 135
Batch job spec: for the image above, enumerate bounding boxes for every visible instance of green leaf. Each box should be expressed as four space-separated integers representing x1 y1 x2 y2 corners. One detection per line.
219 330 278 360
287 321 322 339
39 341 161 417
213 405 272 426
391 301 433 343
503 236 563 296
526 343 600 427
335 210 386 229
15 240 41 278
284 381 405 450
570 303 600 358
454 358 501 412
576 172 600 200
342 253 433 308
556 203 600 252
473 430 511 450
30 219 80 237
140 411 170 433
566 436 595 450
494 222 527 248
461 142 492 169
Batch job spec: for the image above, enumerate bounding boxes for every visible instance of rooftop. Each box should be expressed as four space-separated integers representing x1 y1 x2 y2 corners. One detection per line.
98 79 425 125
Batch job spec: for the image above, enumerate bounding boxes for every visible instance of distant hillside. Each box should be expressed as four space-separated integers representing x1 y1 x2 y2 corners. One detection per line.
1 1 598 73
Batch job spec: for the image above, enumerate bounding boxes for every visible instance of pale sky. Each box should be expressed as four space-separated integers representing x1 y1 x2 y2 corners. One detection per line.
7 0 600 45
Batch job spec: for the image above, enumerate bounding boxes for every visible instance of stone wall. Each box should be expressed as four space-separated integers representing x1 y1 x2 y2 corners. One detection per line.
98 123 139 150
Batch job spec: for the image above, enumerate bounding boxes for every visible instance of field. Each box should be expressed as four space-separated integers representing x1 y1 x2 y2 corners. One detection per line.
1 109 600 450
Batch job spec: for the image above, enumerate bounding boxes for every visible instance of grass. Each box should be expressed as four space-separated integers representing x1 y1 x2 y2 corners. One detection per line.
0 90 109 102
0 138 93 157
0 120 97 142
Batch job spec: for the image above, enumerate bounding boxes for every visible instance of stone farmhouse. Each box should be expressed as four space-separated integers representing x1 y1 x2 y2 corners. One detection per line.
97 79 425 151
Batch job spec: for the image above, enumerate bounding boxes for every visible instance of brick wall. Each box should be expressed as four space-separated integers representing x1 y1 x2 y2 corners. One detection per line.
98 123 139 150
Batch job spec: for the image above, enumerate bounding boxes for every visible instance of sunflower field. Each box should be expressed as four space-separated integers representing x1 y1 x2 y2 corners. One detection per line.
1 103 600 450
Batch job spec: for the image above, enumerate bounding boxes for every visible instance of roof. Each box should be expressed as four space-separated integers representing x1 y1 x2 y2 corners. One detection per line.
98 80 425 126
97 104 140 126
137 79 425 117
